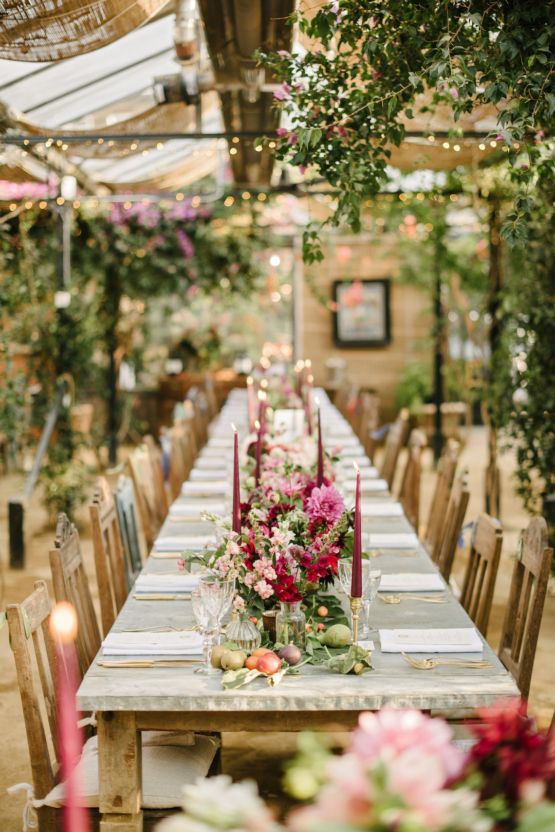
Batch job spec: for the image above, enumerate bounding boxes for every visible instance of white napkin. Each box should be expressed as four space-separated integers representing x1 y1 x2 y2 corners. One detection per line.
361 502 404 517
134 574 200 593
199 447 230 459
326 435 361 446
154 535 216 552
102 631 203 656
169 501 225 518
182 481 229 497
367 533 419 548
190 468 228 481
337 458 374 471
195 457 229 470
379 573 445 592
206 437 233 448
379 628 483 653
344 479 389 493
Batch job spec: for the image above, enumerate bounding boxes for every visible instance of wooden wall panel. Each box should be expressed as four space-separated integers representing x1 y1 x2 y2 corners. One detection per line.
297 236 432 418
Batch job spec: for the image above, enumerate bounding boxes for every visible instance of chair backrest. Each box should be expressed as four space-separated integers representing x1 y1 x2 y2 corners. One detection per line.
424 439 460 550
167 424 195 500
89 476 129 635
357 391 380 459
128 441 168 551
49 513 101 677
435 469 470 581
204 372 219 420
7 581 59 808
398 429 426 531
144 434 170 522
186 387 209 448
460 514 503 637
380 408 409 489
114 474 144 580
498 517 553 699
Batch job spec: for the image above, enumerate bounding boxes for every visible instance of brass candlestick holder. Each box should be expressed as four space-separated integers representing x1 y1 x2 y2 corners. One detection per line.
350 596 363 645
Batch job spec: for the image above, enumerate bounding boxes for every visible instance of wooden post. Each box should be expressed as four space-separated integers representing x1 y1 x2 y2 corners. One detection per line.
485 199 502 518
98 711 143 832
431 213 446 463
105 266 122 467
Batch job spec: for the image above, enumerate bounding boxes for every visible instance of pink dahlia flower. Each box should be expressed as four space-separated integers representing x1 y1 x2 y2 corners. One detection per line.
305 484 345 525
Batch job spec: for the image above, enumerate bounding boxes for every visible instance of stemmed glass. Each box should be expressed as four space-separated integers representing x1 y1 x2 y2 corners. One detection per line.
191 576 235 675
336 561 381 639
362 570 381 637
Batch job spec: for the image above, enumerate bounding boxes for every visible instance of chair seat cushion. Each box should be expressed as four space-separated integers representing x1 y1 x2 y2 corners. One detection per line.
44 733 219 810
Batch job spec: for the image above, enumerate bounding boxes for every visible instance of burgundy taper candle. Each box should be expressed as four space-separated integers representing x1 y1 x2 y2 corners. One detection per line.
351 462 362 597
232 425 241 534
246 376 255 432
50 602 89 832
254 419 262 486
316 402 324 487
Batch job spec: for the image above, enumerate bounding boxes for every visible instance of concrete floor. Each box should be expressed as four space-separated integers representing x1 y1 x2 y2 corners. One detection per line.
0 427 553 828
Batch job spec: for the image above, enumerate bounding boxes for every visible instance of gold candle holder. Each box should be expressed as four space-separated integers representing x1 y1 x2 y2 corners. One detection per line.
350 596 363 645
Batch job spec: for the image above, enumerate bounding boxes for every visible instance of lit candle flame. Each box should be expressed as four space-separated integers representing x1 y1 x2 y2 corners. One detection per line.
254 419 261 430
246 376 253 386
231 422 237 433
314 396 320 407
353 461 360 474
257 390 267 401
49 601 78 644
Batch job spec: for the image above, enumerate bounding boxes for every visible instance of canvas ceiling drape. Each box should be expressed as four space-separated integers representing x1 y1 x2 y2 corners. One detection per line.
0 0 170 61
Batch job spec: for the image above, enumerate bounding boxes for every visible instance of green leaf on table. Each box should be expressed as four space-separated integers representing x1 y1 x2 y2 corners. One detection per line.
221 668 263 689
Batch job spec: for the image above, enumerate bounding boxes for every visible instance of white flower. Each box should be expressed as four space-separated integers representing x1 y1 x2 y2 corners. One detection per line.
174 775 275 829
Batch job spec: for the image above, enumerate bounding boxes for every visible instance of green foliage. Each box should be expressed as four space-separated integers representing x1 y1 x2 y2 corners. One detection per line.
489 181 555 513
262 1 555 261
40 458 91 519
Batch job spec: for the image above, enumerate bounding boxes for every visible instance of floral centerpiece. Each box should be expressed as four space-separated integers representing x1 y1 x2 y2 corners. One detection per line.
158 701 555 832
199 435 351 617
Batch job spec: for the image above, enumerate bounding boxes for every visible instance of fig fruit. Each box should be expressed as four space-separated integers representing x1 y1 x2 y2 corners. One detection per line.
278 644 302 666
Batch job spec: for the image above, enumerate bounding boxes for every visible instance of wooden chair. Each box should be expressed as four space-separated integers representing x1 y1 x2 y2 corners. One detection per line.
186 387 209 448
379 408 409 489
460 514 503 637
114 474 144 580
7 582 219 830
423 439 460 550
203 373 219 420
434 469 470 581
397 429 426 531
128 444 166 551
498 517 553 699
144 435 170 521
7 580 67 832
49 514 101 677
357 391 380 459
89 477 129 635
167 424 196 501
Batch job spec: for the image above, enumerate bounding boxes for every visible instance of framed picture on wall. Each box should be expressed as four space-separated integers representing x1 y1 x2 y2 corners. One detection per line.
332 279 391 347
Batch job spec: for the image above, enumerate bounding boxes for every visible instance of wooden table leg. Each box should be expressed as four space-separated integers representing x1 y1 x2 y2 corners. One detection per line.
98 711 143 832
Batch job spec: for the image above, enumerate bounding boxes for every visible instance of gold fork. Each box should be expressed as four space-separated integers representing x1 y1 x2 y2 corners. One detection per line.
379 594 447 604
402 653 493 670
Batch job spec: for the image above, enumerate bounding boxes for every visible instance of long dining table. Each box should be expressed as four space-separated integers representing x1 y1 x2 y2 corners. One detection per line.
78 388 518 831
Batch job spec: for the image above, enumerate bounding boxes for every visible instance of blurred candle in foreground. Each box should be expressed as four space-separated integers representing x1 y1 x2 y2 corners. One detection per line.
351 462 362 597
257 390 267 433
232 424 241 535
49 602 89 832
254 419 262 486
305 382 313 435
316 398 324 487
294 360 305 395
246 376 255 432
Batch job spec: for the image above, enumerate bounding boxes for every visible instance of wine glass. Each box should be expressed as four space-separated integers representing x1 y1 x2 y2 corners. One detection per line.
337 559 373 597
362 570 381 637
191 586 220 675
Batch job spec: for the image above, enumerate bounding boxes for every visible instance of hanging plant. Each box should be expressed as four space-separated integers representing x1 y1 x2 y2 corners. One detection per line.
261 1 555 262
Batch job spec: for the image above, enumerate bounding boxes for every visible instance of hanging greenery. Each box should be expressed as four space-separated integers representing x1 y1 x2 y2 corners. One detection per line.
261 1 554 262
489 180 555 522
0 198 264 515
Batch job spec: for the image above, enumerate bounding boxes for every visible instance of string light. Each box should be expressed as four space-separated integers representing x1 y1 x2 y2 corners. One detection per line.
478 143 486 150
453 144 461 151
490 140 497 147
23 139 29 146
9 202 17 211
74 200 80 209
224 195 235 207
242 191 251 200
427 135 435 142
130 142 138 150
62 143 68 150
156 142 164 150
442 141 450 149
254 145 263 152
257 193 267 201
123 201 132 209
56 196 65 205
268 141 276 149
175 192 184 201
191 195 201 207
232 136 240 144
97 138 104 145
229 147 238 155
39 201 47 209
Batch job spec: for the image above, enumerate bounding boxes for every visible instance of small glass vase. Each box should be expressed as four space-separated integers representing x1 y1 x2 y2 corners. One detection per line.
225 612 261 652
276 602 306 649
